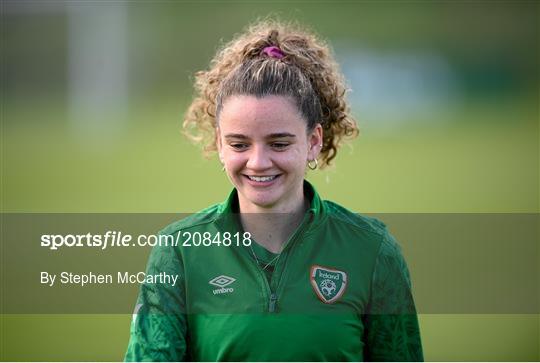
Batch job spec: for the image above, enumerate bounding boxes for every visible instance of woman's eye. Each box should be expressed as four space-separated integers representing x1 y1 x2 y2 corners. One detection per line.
230 143 248 150
271 142 289 150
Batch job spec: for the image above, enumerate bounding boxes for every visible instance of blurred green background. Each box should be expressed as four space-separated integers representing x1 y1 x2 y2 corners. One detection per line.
1 1 538 361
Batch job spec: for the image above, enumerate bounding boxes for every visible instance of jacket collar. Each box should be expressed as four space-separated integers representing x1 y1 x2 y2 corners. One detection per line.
215 180 326 231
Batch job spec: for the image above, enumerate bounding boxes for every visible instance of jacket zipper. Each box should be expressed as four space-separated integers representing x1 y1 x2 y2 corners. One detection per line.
268 293 278 312
266 212 313 313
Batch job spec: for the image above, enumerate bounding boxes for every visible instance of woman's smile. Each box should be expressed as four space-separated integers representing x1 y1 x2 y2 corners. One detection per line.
243 174 282 188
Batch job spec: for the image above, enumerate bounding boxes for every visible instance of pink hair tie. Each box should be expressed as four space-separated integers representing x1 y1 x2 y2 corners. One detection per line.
261 46 285 59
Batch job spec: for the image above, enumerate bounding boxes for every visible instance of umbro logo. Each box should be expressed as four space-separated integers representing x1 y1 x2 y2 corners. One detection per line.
209 275 236 295
209 275 235 287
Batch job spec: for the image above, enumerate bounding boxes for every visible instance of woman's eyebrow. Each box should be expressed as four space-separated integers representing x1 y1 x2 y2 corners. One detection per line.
267 132 296 139
224 133 248 139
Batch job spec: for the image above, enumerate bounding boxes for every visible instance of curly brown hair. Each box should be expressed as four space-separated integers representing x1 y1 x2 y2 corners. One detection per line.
183 19 358 168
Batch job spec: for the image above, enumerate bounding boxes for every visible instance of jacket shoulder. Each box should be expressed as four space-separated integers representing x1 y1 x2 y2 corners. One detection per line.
323 200 388 238
159 203 221 235
324 200 408 270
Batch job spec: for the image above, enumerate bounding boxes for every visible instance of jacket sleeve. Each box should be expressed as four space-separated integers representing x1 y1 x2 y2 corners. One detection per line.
362 231 424 361
125 242 187 362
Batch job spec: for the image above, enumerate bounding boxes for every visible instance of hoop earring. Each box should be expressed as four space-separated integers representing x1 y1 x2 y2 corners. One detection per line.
307 159 318 170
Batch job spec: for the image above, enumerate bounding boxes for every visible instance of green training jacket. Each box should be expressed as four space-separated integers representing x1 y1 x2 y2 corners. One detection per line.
125 181 423 361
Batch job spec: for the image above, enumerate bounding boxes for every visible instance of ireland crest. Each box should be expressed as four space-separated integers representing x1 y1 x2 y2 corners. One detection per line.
310 265 348 304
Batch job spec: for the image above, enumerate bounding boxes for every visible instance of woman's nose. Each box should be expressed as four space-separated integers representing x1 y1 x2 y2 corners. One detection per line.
246 145 272 170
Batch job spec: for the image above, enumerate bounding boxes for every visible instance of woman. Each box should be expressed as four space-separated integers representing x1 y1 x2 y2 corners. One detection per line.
125 20 423 361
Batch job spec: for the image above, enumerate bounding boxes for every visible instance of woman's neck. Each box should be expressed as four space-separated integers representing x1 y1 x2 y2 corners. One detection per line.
239 196 310 254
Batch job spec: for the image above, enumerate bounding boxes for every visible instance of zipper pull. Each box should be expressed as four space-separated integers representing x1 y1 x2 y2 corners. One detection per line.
269 293 278 313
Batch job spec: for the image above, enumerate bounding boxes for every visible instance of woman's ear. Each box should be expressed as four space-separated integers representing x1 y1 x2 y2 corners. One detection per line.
308 124 323 160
